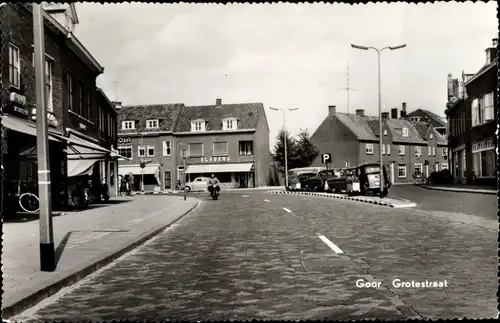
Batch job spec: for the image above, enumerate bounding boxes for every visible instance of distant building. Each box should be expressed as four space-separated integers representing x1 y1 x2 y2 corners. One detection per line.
405 108 447 136
445 38 497 186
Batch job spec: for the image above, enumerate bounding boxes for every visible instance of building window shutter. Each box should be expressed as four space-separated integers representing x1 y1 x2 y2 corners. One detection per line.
213 142 228 156
188 143 203 157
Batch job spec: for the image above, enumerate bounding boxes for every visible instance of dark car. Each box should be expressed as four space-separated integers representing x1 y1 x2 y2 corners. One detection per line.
428 170 453 184
301 169 340 192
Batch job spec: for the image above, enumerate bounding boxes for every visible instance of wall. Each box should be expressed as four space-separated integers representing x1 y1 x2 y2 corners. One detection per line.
253 107 270 186
310 116 359 169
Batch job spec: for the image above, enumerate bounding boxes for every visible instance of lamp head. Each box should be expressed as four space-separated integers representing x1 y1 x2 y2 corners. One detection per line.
351 44 369 50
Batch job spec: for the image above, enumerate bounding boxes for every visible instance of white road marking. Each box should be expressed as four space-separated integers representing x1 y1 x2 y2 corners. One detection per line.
317 234 344 254
264 199 270 202
282 207 292 213
241 195 249 197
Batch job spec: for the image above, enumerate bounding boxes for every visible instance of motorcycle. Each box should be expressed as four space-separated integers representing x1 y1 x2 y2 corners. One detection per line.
209 185 219 200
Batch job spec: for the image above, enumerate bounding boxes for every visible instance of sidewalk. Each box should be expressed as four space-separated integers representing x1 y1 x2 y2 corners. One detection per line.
130 186 286 195
2 195 199 319
418 184 497 195
267 190 416 208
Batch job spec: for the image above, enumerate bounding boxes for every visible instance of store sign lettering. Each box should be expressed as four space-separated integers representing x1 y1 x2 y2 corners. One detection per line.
472 139 494 153
200 156 230 162
118 137 131 144
10 92 27 107
14 105 29 116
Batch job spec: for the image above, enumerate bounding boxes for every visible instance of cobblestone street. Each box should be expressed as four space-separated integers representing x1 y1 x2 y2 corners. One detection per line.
11 190 497 321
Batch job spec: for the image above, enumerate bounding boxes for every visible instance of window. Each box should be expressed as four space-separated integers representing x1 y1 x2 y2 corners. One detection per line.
122 121 135 130
213 142 228 156
118 146 132 159
483 92 494 122
86 87 92 120
98 106 103 134
223 118 238 130
398 165 407 178
383 129 388 136
188 143 203 157
441 148 447 156
45 60 53 113
415 146 421 156
472 139 495 178
381 144 385 155
432 147 436 156
9 44 20 88
441 164 449 170
471 98 480 127
147 145 155 157
428 146 431 156
191 120 205 132
414 163 423 176
146 119 159 129
107 112 111 136
162 140 171 156
67 72 74 111
138 146 146 157
402 127 409 137
78 81 84 116
365 144 374 155
386 145 391 155
239 141 253 155
398 145 405 155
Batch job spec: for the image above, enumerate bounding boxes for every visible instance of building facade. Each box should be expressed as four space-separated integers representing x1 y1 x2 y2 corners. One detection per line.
116 99 270 191
446 38 497 186
311 104 448 184
1 3 118 214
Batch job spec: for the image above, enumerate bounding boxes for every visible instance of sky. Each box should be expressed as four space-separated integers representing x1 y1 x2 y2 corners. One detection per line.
73 1 498 148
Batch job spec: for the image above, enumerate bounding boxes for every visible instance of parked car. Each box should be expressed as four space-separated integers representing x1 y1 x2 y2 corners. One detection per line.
356 163 391 196
184 177 210 192
287 166 326 191
428 170 453 184
302 169 341 192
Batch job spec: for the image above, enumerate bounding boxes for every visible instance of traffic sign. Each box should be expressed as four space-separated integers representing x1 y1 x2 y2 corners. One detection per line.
321 153 332 164
140 162 145 169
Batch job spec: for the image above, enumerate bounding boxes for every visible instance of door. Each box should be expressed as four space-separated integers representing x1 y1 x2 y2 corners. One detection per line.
239 173 248 188
177 166 185 184
164 171 171 189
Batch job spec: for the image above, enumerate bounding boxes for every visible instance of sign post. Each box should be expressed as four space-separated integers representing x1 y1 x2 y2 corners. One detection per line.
34 4 55 272
321 153 332 171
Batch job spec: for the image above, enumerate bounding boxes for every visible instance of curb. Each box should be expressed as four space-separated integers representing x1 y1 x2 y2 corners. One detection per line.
2 199 201 319
267 190 416 208
418 185 496 195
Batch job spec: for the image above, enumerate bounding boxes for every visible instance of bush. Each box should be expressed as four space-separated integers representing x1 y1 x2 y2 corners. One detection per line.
428 170 453 184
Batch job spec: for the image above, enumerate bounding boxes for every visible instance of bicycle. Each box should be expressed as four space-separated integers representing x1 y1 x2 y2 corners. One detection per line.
413 173 427 185
18 181 40 213
71 180 90 208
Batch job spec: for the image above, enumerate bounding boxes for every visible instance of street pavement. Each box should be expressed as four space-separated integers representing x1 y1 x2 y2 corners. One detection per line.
10 190 498 321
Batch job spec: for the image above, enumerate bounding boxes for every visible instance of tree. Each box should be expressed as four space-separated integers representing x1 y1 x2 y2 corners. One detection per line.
272 128 297 174
293 128 319 168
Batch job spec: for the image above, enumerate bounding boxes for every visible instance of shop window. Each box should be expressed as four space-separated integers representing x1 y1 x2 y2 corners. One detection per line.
188 143 203 157
365 144 374 155
398 145 405 155
398 165 407 178
213 142 228 156
147 145 155 157
162 141 171 156
138 146 146 157
118 146 132 159
239 141 253 155
9 44 20 88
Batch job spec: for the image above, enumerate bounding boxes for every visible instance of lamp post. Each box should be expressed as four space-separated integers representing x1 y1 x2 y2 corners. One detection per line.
269 107 298 189
351 43 406 198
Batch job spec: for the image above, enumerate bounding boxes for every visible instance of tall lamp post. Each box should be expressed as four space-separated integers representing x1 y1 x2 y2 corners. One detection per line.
351 43 406 198
269 107 298 189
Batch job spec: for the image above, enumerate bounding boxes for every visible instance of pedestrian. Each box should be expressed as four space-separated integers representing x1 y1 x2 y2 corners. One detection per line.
127 173 134 195
120 175 127 196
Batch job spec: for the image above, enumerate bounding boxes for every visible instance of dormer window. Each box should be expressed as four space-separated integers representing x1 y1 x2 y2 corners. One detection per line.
146 119 159 129
223 118 238 130
122 120 135 130
191 120 206 132
402 127 409 137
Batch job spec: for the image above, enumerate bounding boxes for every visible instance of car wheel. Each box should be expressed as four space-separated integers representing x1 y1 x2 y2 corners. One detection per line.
184 186 191 192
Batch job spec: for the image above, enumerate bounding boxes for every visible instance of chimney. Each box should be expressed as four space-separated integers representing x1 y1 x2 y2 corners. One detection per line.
400 102 407 118
328 105 336 116
447 73 454 101
216 98 222 106
355 109 364 117
381 112 389 119
485 38 498 64
391 108 398 119
112 101 122 110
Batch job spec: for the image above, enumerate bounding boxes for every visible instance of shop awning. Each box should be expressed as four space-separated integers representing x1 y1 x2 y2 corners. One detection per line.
67 159 98 177
1 115 61 142
185 163 254 174
118 164 160 176
52 133 110 159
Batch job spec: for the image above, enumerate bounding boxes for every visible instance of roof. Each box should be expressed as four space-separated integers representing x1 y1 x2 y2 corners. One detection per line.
420 109 447 127
464 57 498 87
385 119 427 144
174 102 264 132
433 128 447 145
335 113 378 141
117 104 184 133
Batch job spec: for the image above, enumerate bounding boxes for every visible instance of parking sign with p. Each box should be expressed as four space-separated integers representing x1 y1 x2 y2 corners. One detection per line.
322 153 331 164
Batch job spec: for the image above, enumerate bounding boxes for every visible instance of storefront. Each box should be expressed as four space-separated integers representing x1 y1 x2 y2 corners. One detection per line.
118 164 162 192
185 161 255 188
471 138 495 185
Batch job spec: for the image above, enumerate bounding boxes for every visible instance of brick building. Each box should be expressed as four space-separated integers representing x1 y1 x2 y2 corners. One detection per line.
446 38 497 186
311 104 447 184
1 3 118 213
116 98 270 191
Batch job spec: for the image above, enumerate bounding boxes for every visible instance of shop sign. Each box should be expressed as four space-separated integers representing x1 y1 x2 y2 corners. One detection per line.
10 92 27 107
200 156 231 163
118 137 132 144
31 109 60 127
472 139 494 153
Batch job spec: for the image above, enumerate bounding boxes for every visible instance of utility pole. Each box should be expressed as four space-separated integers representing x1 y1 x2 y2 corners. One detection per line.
33 3 55 272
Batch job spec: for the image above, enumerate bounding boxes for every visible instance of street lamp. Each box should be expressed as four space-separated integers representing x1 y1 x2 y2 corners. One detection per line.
351 43 406 198
270 106 298 189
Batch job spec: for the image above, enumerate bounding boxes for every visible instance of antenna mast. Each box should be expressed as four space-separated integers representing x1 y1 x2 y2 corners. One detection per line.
342 62 355 113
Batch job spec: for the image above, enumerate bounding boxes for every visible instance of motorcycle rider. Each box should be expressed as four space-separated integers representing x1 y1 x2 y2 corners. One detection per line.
207 174 220 197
